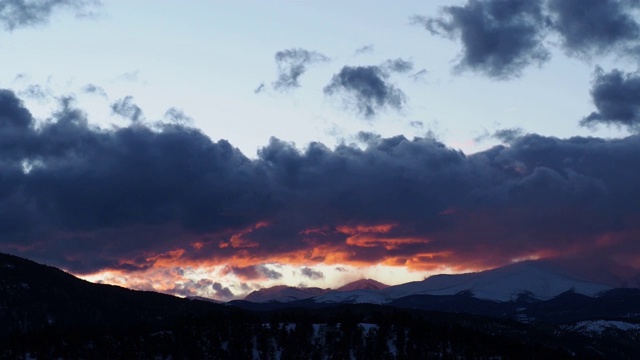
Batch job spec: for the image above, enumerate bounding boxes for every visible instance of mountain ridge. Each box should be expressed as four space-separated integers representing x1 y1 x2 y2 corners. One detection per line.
244 260 616 304
3 252 640 358
0 252 226 337
337 278 389 291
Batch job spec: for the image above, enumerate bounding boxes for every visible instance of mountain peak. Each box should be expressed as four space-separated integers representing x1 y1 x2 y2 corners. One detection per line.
337 278 389 291
243 285 330 303
385 260 612 302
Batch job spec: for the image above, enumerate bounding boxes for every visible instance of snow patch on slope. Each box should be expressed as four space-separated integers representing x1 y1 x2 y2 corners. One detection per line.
244 261 613 304
383 261 611 302
567 320 640 336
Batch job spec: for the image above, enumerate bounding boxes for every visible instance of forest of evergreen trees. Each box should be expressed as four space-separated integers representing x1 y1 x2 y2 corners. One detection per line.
2 253 639 359
5 306 623 359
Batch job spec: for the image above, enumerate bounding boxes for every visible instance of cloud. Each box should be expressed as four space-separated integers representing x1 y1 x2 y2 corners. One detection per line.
81 83 107 97
411 0 549 79
301 267 324 280
547 0 640 58
225 264 282 280
475 127 525 144
411 0 640 78
256 264 283 280
355 131 382 144
324 65 407 118
254 83 265 94
381 58 414 73
18 84 50 100
12 73 27 83
492 128 524 143
410 69 428 81
0 0 101 31
272 48 330 91
581 68 640 130
115 70 140 83
212 282 234 300
165 276 216 298
163 107 192 125
354 44 374 55
0 92 265 250
0 89 35 151
2 88 640 285
110 96 143 122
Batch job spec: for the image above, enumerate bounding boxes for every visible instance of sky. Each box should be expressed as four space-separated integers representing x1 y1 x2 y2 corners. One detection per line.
1 0 640 300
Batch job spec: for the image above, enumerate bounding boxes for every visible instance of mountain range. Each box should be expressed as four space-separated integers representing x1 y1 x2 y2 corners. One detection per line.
2 252 640 358
242 260 625 304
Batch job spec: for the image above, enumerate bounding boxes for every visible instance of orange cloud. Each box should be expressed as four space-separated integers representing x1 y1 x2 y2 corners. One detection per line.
70 212 640 301
218 221 269 249
336 223 396 235
345 234 430 249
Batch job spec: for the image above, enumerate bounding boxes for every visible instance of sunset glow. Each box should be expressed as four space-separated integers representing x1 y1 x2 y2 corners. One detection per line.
1 0 640 302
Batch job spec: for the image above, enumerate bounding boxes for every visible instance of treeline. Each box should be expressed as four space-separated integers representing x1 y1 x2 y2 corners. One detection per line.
2 307 581 359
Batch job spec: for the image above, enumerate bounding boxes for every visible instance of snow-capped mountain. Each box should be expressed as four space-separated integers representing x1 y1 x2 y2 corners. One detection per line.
3 252 640 359
309 279 391 304
382 260 612 302
337 278 389 291
243 279 388 303
244 261 613 304
243 285 330 302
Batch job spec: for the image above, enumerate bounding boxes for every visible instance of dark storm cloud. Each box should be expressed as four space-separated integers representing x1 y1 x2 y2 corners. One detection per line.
0 89 35 157
301 267 324 280
272 48 330 91
256 135 471 228
324 65 407 118
2 88 640 276
411 0 549 79
0 0 100 31
413 0 640 78
581 68 640 130
110 96 143 122
247 133 640 270
0 90 271 269
547 0 640 57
